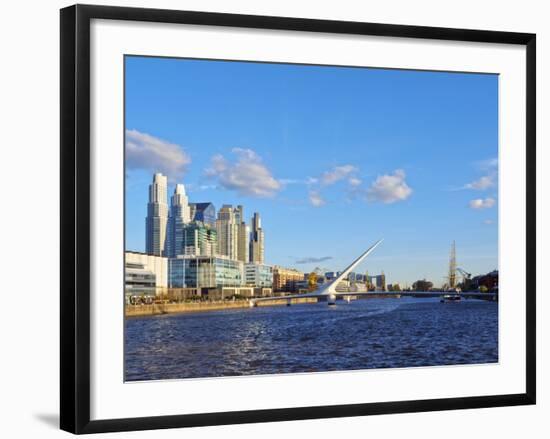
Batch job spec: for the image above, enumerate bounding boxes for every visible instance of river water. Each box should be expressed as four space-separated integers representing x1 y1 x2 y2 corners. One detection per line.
125 297 498 381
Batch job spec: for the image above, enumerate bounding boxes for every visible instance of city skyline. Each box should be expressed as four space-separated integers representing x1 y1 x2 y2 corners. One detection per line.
125 56 498 286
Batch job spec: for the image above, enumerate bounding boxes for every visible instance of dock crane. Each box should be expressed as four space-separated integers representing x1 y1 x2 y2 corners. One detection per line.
457 267 472 289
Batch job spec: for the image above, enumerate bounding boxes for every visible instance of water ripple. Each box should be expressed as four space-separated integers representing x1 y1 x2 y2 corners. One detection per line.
125 297 498 381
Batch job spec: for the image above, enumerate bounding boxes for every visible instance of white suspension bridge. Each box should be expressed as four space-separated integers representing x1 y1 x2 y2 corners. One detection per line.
249 239 497 308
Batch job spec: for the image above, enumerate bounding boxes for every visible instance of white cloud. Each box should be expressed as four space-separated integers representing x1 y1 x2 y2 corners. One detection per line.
321 165 357 186
126 129 191 180
205 148 281 198
295 256 333 264
464 175 495 190
306 177 319 185
484 219 495 225
308 190 326 207
469 198 496 209
476 157 498 170
366 169 412 204
348 177 362 187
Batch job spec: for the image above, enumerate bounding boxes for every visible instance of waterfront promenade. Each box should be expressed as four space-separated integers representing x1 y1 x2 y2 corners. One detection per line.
125 291 496 317
125 297 319 317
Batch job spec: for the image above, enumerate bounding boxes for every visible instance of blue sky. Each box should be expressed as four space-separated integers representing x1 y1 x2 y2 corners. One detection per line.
125 56 498 287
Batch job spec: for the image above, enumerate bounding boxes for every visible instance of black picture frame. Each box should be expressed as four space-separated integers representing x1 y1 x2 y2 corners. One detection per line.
60 4 536 434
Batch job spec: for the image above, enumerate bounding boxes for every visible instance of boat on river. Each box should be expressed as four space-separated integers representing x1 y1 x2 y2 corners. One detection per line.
440 294 461 303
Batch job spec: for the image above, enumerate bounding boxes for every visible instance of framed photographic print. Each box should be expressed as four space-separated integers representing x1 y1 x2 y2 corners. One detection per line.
60 4 536 434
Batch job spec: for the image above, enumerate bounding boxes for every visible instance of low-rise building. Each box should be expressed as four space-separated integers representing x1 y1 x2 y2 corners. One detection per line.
169 255 247 299
125 251 168 293
124 262 156 303
471 270 499 291
272 266 304 293
244 263 273 288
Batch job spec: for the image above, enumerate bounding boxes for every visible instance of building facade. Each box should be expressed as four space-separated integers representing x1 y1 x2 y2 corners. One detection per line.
182 222 217 256
215 205 240 260
190 202 216 226
125 251 169 289
216 204 250 263
168 256 244 290
125 262 156 301
145 173 168 256
272 266 304 293
368 273 386 291
249 212 265 264
244 263 273 288
237 222 250 263
166 183 191 257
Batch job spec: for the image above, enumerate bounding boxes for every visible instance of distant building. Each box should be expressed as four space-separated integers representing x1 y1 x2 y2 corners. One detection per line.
182 222 217 256
324 271 360 292
166 183 191 257
368 273 386 291
349 272 366 283
168 255 244 290
190 202 216 226
145 173 168 256
472 270 499 291
237 222 250 264
244 263 273 288
249 212 265 264
273 266 304 293
235 205 250 264
215 205 240 260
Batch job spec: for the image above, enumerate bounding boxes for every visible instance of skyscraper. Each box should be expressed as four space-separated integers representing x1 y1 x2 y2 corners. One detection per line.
215 204 251 262
145 173 168 256
216 205 239 260
234 205 249 263
237 222 250 263
189 202 216 226
165 183 191 257
249 212 265 264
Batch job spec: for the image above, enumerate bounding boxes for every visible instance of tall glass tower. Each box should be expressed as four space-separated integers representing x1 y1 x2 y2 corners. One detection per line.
189 202 216 226
145 173 168 256
166 183 191 257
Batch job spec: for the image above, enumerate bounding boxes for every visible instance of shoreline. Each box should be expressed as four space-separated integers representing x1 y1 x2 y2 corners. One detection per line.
125 293 496 318
124 294 420 318
125 297 319 317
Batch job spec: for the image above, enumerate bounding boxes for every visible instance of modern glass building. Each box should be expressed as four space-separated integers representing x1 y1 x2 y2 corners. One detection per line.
190 202 216 226
169 256 244 289
166 183 191 257
244 263 273 288
182 222 217 256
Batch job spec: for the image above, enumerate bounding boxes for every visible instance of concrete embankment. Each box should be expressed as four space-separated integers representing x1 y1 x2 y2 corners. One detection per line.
125 297 319 317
